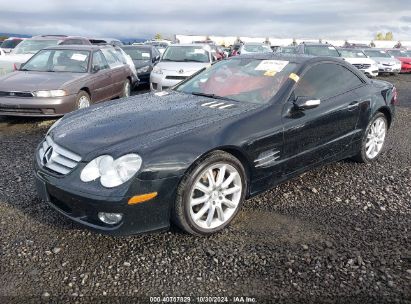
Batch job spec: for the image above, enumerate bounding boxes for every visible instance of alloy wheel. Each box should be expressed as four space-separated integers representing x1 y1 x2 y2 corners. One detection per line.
189 163 242 230
365 117 386 159
78 96 90 109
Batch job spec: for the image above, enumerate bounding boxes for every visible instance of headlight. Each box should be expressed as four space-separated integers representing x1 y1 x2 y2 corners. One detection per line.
152 66 163 74
80 154 142 188
137 66 150 73
33 90 68 98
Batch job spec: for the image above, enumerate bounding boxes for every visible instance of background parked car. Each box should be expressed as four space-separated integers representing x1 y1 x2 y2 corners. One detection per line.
237 42 273 55
276 46 297 54
362 49 401 75
385 49 411 73
121 45 161 84
296 42 340 57
144 40 171 54
338 48 379 77
229 43 243 57
0 45 134 117
150 44 214 91
0 37 24 54
89 38 123 46
0 35 91 76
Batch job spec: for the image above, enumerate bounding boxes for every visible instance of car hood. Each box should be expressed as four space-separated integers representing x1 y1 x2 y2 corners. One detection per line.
156 61 210 74
343 57 376 65
132 60 152 69
0 71 88 91
51 91 259 158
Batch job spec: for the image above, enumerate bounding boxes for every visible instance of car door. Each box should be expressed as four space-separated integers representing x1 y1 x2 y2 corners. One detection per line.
281 62 364 173
90 50 112 102
101 48 125 97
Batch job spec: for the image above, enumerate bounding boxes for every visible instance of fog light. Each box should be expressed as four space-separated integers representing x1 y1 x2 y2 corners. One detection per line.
98 212 123 225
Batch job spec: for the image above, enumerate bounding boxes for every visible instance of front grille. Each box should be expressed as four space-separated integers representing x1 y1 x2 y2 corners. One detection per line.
0 91 33 97
383 63 394 66
38 136 81 175
353 64 371 69
165 76 187 80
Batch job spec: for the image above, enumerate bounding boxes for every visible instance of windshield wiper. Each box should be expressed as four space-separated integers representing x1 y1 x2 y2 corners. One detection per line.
191 92 236 102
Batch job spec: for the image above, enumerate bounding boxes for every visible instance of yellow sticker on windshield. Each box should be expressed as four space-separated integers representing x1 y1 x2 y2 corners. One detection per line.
264 70 277 77
289 73 300 82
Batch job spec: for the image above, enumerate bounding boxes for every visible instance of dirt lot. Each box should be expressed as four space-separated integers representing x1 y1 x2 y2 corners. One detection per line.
0 77 410 303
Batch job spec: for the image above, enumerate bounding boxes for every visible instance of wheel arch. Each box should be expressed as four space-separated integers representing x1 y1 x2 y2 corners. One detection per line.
376 106 392 128
79 87 91 100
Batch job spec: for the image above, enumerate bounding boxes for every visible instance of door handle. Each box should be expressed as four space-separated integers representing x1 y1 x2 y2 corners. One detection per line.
347 101 359 110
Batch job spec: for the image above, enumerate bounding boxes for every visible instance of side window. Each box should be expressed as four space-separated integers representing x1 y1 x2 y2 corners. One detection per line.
101 48 123 68
92 51 109 70
294 63 363 100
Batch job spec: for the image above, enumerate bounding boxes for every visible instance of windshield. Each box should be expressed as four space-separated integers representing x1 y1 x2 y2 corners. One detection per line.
12 39 60 55
123 47 151 60
1 39 22 49
387 50 409 57
162 46 210 63
279 47 297 54
305 46 340 57
22 49 90 73
364 50 391 58
339 50 366 58
175 58 297 104
242 44 272 53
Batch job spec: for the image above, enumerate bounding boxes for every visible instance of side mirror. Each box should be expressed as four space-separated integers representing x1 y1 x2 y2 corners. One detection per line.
293 96 321 110
92 65 101 73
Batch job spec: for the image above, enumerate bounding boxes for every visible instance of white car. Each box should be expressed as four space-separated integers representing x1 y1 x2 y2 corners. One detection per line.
238 43 272 55
150 44 214 91
363 49 401 75
338 48 379 77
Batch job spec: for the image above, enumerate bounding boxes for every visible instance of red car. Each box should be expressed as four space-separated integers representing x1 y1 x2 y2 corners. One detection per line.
386 49 411 73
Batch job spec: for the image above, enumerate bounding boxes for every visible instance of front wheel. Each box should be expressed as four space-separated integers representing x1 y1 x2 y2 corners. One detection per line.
353 113 387 163
172 151 247 236
122 79 131 98
76 91 91 110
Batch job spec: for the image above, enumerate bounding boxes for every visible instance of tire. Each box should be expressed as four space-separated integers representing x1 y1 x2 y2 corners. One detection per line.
75 91 91 110
122 79 131 98
172 151 247 236
352 112 388 163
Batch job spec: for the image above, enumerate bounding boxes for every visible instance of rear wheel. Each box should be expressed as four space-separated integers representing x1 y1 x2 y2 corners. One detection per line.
76 91 91 110
172 151 246 236
122 79 131 98
353 113 387 163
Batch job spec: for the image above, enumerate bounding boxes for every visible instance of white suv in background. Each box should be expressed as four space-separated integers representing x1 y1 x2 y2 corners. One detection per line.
338 48 379 77
363 49 401 75
150 44 214 91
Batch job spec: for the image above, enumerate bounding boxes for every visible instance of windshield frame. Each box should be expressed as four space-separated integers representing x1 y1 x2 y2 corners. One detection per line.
339 49 367 58
21 48 91 73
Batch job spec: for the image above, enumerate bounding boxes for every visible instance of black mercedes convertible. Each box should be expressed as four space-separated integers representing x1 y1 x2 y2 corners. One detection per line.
34 53 397 236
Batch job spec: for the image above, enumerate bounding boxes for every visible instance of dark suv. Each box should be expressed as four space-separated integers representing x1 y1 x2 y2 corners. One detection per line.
296 42 340 57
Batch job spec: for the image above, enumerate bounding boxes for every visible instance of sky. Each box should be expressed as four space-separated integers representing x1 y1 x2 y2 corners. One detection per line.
0 0 410 41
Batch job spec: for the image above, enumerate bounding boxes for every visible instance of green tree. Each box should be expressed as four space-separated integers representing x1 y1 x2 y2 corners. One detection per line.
154 33 162 40
385 32 393 41
375 32 384 40
0 35 9 41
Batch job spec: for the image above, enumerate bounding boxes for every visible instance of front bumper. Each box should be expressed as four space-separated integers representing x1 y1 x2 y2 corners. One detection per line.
34 156 181 236
362 67 379 77
378 64 401 74
0 95 77 117
150 73 188 91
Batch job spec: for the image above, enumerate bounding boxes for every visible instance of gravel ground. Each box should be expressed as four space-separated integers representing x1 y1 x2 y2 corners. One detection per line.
0 77 410 303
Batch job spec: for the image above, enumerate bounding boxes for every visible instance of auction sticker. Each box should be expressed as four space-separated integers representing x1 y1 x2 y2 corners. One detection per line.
71 53 87 61
155 91 170 96
255 60 289 72
289 73 300 82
